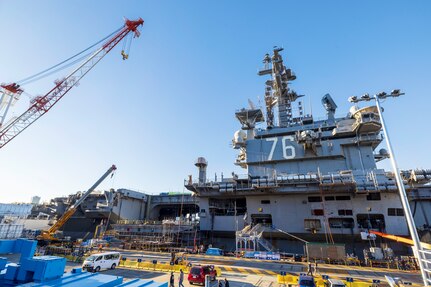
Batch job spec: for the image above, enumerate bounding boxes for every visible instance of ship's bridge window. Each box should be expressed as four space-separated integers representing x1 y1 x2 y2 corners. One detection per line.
338 209 353 216
324 196 350 201
388 208 404 216
356 214 385 230
366 193 381 201
328 218 354 228
261 200 270 204
308 196 322 202
304 219 321 231
311 209 324 216
208 198 246 216
335 195 350 201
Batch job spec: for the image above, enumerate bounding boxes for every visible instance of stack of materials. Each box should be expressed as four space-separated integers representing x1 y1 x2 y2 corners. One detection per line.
0 238 168 287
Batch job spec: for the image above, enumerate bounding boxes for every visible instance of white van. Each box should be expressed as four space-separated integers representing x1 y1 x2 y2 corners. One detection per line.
82 252 121 272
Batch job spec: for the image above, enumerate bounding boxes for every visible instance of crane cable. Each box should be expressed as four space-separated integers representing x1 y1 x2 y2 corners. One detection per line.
101 170 117 239
121 33 133 60
17 26 123 86
19 52 93 86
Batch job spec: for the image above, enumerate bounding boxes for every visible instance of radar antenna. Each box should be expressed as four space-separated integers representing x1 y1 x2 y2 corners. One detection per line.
321 93 337 121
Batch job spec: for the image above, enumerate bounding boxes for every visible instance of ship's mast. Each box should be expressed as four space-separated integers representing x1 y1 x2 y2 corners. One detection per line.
258 47 301 128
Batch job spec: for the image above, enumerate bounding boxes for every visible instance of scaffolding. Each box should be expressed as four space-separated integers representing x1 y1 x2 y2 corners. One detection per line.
112 219 200 252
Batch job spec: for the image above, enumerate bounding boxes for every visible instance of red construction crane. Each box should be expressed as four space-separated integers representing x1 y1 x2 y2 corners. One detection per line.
0 18 144 149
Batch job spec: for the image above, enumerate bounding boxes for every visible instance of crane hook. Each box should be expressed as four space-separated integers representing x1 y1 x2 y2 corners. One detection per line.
121 50 129 60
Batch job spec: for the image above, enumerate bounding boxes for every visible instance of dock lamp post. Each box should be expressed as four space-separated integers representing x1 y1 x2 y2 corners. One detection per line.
349 90 430 286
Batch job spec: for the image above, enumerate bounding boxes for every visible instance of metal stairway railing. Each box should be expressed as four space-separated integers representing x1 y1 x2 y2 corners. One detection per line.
256 234 274 251
418 248 431 285
236 223 275 252
251 224 274 251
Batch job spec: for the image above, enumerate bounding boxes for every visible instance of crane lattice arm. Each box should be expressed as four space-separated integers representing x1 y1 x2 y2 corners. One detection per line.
39 164 117 241
0 18 143 149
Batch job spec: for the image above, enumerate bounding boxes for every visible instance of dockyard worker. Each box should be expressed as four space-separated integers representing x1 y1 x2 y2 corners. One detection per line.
307 262 314 276
170 272 175 287
400 258 407 270
218 279 223 287
171 252 175 264
179 269 185 287
315 261 318 274
224 278 230 287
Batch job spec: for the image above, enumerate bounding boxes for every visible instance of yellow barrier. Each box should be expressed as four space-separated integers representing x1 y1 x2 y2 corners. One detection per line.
123 260 139 268
119 259 222 276
138 262 152 269
215 267 222 277
277 275 298 285
277 274 385 287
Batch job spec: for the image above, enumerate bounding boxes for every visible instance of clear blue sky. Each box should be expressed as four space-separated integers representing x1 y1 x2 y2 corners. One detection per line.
1 1 430 203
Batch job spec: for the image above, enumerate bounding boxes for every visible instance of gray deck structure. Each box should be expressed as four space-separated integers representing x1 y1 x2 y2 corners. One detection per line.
185 48 431 252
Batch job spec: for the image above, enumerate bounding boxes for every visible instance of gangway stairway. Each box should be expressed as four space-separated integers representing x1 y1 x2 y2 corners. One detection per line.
236 223 274 252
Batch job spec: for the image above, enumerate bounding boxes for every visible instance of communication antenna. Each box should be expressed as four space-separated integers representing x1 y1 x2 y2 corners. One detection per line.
248 99 256 110
298 101 303 119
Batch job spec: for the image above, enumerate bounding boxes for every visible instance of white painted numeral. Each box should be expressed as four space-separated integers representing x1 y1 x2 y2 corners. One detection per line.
266 137 278 161
282 136 295 159
266 136 296 160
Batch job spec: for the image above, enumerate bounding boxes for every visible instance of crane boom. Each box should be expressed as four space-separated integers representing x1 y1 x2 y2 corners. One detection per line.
369 230 431 249
0 18 143 149
0 83 23 128
39 164 117 241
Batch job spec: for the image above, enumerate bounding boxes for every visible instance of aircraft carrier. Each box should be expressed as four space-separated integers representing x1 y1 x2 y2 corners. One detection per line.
185 47 431 254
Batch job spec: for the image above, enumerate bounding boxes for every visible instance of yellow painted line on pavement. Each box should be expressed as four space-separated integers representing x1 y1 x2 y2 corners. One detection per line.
222 266 233 272
251 268 265 275
261 270 277 276
235 267 248 274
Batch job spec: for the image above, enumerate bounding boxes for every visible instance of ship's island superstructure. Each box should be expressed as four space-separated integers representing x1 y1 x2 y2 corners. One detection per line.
185 47 431 251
